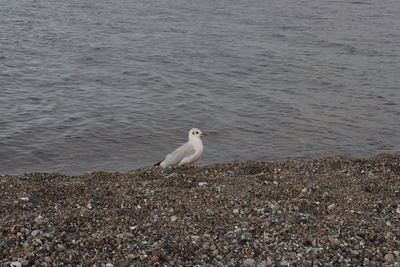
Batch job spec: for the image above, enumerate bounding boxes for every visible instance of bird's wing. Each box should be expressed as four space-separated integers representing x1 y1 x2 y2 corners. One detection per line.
161 143 196 167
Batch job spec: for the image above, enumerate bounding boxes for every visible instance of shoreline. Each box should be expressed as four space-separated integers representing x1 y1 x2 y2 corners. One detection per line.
1 154 399 266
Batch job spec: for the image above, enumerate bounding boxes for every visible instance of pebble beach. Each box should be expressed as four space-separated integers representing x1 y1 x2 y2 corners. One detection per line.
1 154 399 266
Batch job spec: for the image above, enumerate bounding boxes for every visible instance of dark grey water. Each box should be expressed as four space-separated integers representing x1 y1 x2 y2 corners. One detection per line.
1 0 399 175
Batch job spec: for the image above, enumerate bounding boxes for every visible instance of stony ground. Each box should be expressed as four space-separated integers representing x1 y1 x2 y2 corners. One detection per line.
1 154 399 266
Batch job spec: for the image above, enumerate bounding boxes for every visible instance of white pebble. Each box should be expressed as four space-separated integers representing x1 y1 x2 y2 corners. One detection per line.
327 204 336 211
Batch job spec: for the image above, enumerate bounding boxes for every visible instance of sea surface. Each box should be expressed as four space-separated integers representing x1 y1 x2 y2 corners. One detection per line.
1 0 399 175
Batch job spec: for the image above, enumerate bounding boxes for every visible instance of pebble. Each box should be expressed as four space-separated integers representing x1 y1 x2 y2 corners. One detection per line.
198 182 208 186
10 262 22 267
34 215 45 225
384 254 395 263
190 235 200 240
243 258 256 267
44 256 52 263
216 255 223 261
31 230 41 237
105 264 114 267
268 203 280 211
21 260 30 266
327 204 336 211
151 255 159 263
43 233 52 239
170 216 177 222
396 206 400 214
280 260 290 266
257 261 267 267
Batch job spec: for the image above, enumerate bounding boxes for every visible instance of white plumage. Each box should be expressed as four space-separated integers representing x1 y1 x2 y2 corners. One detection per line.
154 128 206 168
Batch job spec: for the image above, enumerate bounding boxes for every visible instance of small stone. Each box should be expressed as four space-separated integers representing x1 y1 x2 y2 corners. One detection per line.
43 233 52 239
327 204 336 211
243 258 256 267
57 244 65 250
10 262 22 267
386 221 392 226
151 255 159 263
105 264 114 267
301 187 307 193
21 260 30 266
257 261 267 267
44 257 52 263
34 215 45 225
170 216 177 222
190 235 200 240
241 232 253 241
384 254 395 263
396 206 400 214
10 225 18 233
312 239 317 247
268 203 280 211
233 209 240 214
198 182 208 186
31 230 41 237
329 238 339 244
20 197 29 201
280 260 290 266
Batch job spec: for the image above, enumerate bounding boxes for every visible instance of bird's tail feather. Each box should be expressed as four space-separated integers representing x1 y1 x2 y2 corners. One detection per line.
153 160 162 166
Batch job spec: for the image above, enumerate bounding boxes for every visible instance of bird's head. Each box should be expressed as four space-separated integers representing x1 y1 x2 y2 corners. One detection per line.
188 128 206 140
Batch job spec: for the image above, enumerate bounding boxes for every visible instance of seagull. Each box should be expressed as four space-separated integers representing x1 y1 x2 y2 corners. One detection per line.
154 128 207 168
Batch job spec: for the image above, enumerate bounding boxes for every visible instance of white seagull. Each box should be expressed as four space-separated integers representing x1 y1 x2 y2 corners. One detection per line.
154 128 207 168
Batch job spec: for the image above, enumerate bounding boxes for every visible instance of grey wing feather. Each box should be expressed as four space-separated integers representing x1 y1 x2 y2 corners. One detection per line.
161 143 195 167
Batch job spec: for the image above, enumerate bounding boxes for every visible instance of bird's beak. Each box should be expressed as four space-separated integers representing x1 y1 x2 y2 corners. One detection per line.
200 132 207 136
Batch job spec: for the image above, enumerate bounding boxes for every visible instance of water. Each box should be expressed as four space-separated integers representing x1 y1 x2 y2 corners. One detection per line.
1 0 399 175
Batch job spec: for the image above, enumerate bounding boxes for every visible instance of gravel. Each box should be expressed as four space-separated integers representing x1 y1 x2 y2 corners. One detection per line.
1 154 399 266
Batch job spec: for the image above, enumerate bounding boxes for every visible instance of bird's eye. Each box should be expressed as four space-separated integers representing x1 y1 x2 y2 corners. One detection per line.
195 131 199 134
